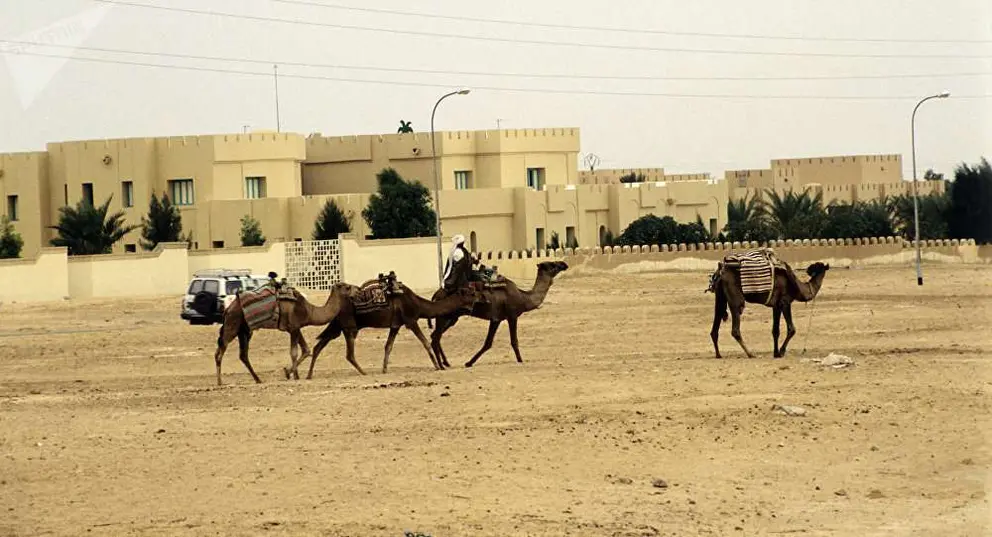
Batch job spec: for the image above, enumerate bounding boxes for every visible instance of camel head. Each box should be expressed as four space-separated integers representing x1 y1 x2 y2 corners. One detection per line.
806 262 830 278
537 261 569 279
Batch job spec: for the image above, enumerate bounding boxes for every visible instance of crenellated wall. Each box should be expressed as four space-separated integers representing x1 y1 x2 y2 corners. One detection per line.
0 237 986 303
473 237 987 282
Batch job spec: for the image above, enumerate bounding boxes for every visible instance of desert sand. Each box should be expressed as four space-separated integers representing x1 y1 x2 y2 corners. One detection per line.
0 264 989 536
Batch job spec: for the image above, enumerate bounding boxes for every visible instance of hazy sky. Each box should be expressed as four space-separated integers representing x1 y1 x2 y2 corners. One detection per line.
1 0 990 178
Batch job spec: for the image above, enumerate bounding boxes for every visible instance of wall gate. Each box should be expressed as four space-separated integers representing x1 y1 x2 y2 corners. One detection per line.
284 239 342 291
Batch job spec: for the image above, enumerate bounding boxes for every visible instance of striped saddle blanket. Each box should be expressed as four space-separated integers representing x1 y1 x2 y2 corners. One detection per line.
353 277 404 313
239 284 297 331
719 248 783 295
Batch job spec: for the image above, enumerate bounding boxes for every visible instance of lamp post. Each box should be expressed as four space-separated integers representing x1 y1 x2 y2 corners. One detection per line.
910 90 950 286
430 87 471 288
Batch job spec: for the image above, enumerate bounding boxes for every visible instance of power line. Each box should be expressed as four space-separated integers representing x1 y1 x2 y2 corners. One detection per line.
4 39 990 82
6 49 991 101
272 0 992 45
91 0 992 60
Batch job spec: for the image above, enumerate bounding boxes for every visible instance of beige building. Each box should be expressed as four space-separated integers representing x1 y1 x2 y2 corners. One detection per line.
727 153 945 204
0 127 730 256
4 127 937 258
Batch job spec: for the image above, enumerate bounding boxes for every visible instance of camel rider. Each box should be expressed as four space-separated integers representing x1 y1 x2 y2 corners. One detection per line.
442 234 474 294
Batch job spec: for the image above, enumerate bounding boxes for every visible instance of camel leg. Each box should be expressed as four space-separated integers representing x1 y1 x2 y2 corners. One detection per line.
710 287 728 359
729 302 755 359
507 316 523 363
284 331 301 380
382 326 401 374
407 322 442 371
237 325 263 383
214 318 240 386
305 336 332 380
779 302 798 357
296 333 312 378
430 316 456 369
340 330 367 377
465 319 501 368
285 330 311 380
772 305 783 358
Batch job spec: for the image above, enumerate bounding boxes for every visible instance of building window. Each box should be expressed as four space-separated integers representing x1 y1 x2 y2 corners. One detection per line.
124 244 136 253
6 195 17 221
527 168 545 190
245 176 266 199
454 171 471 190
212 240 224 249
709 218 718 236
82 183 94 206
63 184 68 206
121 181 134 208
169 179 195 206
535 227 546 249
565 226 576 247
469 231 478 252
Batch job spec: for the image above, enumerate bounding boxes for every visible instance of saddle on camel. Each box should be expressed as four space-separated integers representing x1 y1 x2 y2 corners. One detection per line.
705 247 811 304
238 271 301 331
351 271 405 314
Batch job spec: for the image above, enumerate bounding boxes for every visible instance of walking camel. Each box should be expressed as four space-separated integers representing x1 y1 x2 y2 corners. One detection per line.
708 250 830 359
212 282 355 385
428 260 569 368
287 277 482 380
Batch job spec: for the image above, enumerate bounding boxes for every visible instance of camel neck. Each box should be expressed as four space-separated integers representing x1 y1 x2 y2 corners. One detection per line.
304 289 342 325
797 271 827 302
412 290 465 318
521 272 554 312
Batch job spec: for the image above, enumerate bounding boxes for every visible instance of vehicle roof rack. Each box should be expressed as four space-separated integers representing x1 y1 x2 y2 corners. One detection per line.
193 268 252 278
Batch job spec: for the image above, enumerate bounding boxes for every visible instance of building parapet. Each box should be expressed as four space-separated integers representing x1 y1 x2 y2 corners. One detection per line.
475 236 978 262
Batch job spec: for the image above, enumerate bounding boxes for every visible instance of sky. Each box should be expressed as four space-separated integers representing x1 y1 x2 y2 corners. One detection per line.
1 0 990 179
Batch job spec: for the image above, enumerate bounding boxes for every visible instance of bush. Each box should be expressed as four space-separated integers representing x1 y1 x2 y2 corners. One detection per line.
362 168 437 239
312 199 351 241
0 217 23 259
140 192 184 250
239 215 266 246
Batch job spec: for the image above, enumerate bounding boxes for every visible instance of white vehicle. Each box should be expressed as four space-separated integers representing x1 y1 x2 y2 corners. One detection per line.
180 269 270 325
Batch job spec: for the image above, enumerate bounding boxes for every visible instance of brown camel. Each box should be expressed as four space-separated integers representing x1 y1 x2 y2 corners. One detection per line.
212 282 353 385
428 260 569 368
709 260 830 359
287 282 482 380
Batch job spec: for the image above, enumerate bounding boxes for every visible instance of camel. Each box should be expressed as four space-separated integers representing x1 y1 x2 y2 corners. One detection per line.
212 282 354 386
709 258 830 359
428 260 569 368
286 280 482 380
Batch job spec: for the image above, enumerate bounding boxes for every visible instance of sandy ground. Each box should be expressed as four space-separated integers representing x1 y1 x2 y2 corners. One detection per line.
0 264 990 537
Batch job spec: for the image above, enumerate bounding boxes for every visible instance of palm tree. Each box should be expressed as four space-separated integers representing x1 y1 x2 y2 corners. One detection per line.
724 192 774 242
888 192 949 240
764 188 826 240
397 120 414 134
50 195 138 255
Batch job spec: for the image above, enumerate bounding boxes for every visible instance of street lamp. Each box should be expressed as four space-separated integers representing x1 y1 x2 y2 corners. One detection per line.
910 90 950 286
430 87 471 288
